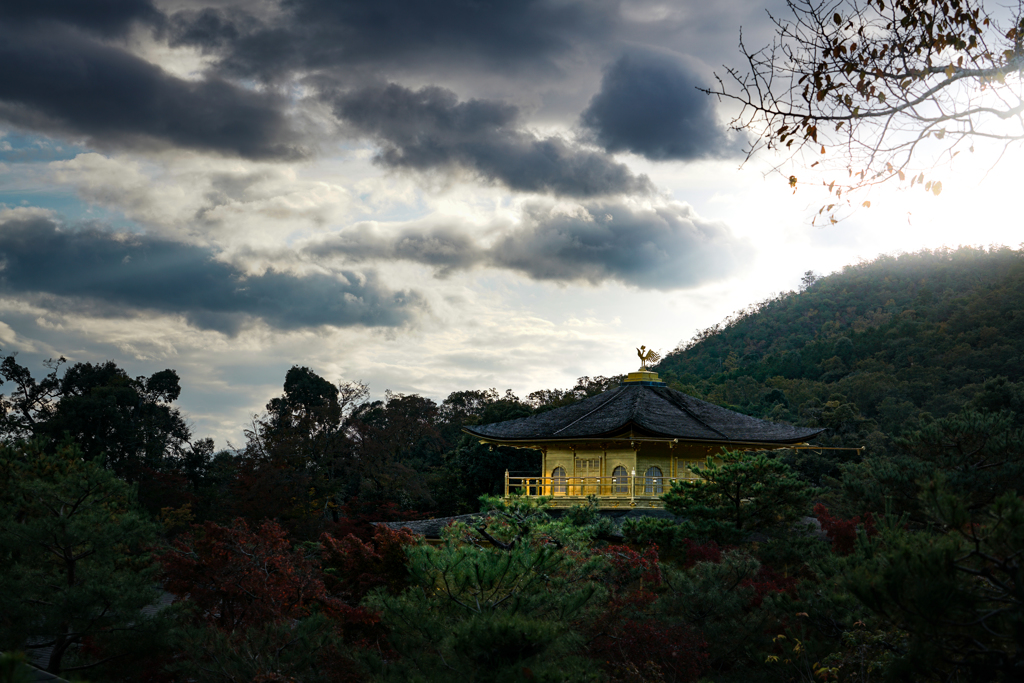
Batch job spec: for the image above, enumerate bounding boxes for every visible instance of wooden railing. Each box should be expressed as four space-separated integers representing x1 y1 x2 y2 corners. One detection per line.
503 473 698 508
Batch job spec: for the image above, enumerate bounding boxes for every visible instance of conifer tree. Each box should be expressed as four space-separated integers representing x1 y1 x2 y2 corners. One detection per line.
840 408 1024 521
662 451 819 543
0 441 163 675
843 485 1024 680
362 498 602 681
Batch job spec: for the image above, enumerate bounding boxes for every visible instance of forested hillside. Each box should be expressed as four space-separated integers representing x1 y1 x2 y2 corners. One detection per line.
3 246 1024 682
658 246 1024 455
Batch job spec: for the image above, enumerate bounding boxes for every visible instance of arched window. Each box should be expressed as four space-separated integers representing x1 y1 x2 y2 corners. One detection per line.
551 466 567 495
644 466 663 495
612 465 629 494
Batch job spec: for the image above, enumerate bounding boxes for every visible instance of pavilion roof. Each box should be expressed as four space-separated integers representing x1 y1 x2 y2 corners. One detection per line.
464 383 822 445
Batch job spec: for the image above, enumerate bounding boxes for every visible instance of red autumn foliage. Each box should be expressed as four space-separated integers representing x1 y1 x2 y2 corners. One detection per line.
156 518 377 633
741 566 800 608
321 525 415 602
597 544 663 587
587 583 706 682
227 458 318 537
588 616 709 683
814 503 877 555
585 544 708 682
680 538 722 568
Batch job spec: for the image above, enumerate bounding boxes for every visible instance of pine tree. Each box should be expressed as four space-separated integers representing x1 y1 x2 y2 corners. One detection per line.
662 451 819 543
0 441 163 675
361 498 602 682
843 486 1024 680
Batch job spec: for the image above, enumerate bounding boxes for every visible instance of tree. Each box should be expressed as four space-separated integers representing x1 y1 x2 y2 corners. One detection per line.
238 368 367 532
437 395 540 514
345 391 442 510
799 270 820 291
158 517 373 631
361 499 603 682
436 388 502 444
257 367 367 475
842 487 1024 680
526 375 624 411
0 652 34 683
584 544 710 683
0 353 65 441
0 354 215 518
170 614 359 683
0 354 194 485
839 408 1024 523
662 451 819 543
709 0 1024 217
0 441 163 676
44 362 191 477
320 525 416 603
169 614 358 683
157 518 385 683
657 550 786 675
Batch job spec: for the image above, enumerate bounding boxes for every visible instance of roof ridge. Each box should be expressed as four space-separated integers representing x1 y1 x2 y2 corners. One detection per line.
654 388 730 440
552 385 628 436
630 383 643 420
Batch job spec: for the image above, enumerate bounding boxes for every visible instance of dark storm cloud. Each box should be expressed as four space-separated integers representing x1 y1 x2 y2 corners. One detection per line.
0 24 304 160
305 223 485 277
333 84 652 198
0 0 160 37
581 50 742 161
305 201 750 290
0 214 422 334
491 202 751 288
169 0 618 80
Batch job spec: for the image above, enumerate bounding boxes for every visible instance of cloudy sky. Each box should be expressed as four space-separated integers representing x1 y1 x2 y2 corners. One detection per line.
1 0 1021 446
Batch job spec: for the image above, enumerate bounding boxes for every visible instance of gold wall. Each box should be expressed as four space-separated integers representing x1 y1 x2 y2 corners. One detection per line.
540 441 728 496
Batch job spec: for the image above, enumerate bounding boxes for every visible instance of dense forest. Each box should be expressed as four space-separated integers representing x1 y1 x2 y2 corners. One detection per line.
2 246 1023 682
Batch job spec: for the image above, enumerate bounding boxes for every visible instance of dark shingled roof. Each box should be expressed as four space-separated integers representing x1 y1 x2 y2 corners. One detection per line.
465 383 822 444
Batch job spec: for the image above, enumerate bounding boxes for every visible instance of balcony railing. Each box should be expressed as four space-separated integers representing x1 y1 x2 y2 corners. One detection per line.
504 473 698 508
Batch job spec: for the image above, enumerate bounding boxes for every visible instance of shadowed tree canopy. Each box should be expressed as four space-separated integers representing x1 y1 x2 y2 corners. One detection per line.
42 362 191 483
663 450 819 544
258 365 359 467
270 365 339 416
0 354 192 484
709 0 1024 217
237 366 368 533
0 441 163 676
0 353 64 439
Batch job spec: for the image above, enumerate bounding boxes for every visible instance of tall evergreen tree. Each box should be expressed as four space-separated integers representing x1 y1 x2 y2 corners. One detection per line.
0 441 164 675
662 451 819 543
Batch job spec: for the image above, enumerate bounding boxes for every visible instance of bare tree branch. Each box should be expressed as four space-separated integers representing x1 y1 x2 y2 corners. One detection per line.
708 0 1024 220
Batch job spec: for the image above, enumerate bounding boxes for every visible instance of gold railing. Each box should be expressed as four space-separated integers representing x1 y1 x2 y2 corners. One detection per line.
503 473 698 508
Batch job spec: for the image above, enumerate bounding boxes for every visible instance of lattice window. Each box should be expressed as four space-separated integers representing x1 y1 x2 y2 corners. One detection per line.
644 466 663 494
552 466 567 495
612 465 628 494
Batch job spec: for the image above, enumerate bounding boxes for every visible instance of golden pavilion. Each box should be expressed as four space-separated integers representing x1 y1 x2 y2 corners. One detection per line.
464 359 822 510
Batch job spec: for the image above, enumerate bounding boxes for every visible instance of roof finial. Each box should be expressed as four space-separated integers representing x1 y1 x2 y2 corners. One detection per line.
636 345 660 371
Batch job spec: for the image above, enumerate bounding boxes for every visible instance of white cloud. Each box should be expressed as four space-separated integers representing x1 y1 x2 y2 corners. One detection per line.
48 152 355 248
